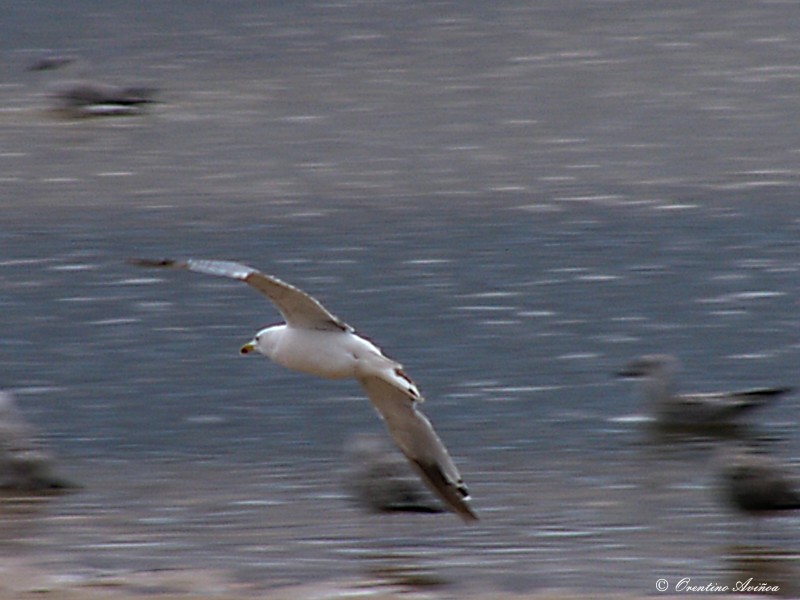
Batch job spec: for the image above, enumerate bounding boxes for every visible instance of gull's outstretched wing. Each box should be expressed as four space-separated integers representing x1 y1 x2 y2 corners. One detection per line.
357 375 478 523
131 258 351 332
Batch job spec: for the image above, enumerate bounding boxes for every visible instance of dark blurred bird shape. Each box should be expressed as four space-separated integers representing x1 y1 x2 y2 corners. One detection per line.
344 433 445 515
0 390 73 492
618 354 789 429
29 54 157 117
719 444 800 516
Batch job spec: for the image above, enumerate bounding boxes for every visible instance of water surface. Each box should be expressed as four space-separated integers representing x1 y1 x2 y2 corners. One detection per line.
2 1 800 596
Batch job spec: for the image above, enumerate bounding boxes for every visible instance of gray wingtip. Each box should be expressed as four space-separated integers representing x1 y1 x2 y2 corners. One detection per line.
130 258 254 281
749 386 793 397
732 387 793 403
410 459 479 523
185 259 254 280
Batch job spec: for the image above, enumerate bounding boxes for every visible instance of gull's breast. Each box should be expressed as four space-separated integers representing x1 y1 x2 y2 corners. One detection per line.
272 327 366 379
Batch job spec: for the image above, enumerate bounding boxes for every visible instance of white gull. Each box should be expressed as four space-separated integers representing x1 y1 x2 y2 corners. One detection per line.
133 258 477 522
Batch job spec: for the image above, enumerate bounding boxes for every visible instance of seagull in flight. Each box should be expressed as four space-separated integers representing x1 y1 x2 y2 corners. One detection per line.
132 258 477 522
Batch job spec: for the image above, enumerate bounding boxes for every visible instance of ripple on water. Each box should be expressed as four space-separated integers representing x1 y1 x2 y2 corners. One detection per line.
556 352 601 361
88 318 140 326
455 304 517 312
48 264 99 272
696 290 787 304
116 277 164 285
0 258 56 267
574 273 622 282
725 352 778 360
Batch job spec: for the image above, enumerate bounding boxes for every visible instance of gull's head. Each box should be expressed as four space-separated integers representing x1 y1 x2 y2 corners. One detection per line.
240 326 280 358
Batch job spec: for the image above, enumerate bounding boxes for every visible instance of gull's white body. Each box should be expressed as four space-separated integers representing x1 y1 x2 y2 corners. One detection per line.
256 325 374 378
134 258 475 522
252 325 420 399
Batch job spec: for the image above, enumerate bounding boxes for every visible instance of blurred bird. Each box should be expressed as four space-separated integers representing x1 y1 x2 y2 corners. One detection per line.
29 55 78 72
617 354 789 429
344 433 445 515
29 54 157 117
0 390 72 492
719 444 800 516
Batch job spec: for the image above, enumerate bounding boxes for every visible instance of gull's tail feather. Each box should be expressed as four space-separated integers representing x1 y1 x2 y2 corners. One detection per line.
388 367 423 403
408 459 479 523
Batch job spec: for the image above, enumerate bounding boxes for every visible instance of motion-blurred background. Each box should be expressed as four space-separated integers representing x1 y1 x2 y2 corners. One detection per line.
1 1 799 597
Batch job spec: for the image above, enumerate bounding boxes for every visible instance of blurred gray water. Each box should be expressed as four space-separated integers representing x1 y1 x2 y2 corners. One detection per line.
1 1 800 596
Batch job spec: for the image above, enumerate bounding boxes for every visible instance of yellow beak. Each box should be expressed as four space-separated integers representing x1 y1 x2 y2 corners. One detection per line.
240 341 256 355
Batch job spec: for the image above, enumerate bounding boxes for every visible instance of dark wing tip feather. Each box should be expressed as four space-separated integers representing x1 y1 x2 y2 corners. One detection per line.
410 459 479 523
128 257 183 269
733 388 792 409
739 387 792 398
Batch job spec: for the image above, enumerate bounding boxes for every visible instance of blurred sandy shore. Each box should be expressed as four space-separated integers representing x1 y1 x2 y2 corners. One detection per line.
0 561 770 600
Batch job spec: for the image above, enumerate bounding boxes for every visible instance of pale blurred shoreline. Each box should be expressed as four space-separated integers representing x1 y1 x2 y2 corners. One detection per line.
0 559 767 600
